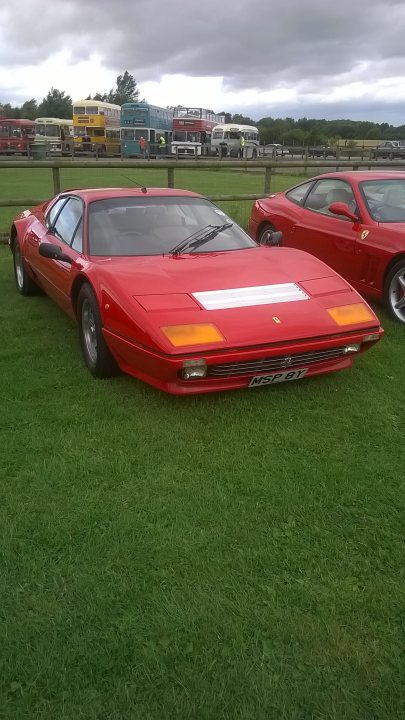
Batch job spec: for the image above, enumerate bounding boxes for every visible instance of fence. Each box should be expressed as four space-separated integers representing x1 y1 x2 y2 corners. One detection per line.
1 156 401 214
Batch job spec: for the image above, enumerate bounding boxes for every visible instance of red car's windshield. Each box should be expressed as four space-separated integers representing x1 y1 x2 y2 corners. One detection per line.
88 196 256 256
360 179 405 222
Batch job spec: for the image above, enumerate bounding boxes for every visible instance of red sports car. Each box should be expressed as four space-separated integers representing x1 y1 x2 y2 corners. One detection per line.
249 171 405 324
10 187 382 394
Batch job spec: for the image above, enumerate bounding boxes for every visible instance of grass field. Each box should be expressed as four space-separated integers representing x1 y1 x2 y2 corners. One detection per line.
1 168 405 719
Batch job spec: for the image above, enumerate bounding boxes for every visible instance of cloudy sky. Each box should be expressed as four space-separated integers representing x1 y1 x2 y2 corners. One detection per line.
2 0 405 124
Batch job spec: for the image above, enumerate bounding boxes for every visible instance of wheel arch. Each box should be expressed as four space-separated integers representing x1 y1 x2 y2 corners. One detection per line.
71 274 98 318
9 224 18 250
383 253 405 286
9 218 32 253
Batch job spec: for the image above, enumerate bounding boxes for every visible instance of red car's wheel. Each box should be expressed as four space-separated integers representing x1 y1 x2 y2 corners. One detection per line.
258 223 278 245
77 284 118 378
384 260 405 324
12 241 38 296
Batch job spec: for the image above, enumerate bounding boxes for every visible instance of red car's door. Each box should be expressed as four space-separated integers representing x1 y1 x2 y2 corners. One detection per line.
290 212 362 281
284 179 364 281
25 196 84 314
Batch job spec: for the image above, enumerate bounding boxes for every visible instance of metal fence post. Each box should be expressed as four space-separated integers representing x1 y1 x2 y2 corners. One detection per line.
52 166 61 195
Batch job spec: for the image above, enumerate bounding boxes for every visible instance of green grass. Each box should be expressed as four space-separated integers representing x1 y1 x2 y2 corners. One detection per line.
0 165 303 234
0 240 404 719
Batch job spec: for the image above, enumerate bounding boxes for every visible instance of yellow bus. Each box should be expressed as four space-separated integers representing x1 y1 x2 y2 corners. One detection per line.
35 117 73 154
72 99 121 154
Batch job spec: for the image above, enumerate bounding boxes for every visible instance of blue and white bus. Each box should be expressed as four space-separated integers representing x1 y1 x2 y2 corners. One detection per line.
120 103 173 157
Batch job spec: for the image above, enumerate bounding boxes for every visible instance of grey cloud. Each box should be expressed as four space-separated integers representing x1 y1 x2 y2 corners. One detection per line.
2 0 405 122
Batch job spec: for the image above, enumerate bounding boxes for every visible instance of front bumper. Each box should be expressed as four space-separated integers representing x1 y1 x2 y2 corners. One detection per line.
103 326 383 395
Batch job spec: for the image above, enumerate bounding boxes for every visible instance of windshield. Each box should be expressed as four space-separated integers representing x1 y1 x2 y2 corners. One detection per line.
88 196 256 256
360 179 405 222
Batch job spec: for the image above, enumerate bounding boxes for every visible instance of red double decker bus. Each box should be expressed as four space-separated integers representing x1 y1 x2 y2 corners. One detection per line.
171 107 225 157
0 118 35 155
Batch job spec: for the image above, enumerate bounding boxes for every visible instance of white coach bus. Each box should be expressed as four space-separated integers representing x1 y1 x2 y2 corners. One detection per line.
210 123 260 159
34 117 73 154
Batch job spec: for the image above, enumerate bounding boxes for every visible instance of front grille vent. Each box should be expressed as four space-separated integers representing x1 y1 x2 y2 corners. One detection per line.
208 346 346 377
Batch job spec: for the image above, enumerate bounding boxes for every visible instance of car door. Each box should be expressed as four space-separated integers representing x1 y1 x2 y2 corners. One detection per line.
284 178 362 281
28 196 85 314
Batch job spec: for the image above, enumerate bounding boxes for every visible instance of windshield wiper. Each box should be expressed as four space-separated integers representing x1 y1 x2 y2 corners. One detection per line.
169 223 233 256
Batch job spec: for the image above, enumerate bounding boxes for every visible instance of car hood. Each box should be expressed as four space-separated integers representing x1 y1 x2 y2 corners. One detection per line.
91 246 380 353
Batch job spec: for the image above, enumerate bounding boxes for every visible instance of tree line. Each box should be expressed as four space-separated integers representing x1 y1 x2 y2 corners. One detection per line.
2 71 405 146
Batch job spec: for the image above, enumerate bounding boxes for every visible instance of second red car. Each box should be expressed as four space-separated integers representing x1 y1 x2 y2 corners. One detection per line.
249 171 405 324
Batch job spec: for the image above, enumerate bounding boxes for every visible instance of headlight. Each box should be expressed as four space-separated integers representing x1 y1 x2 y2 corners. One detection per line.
161 323 225 347
327 303 374 326
181 359 208 379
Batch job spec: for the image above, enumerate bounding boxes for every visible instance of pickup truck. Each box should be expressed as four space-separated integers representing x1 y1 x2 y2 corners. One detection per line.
370 141 405 160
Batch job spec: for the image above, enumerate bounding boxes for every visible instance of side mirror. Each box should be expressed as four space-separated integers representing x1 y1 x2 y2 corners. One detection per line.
261 230 283 247
329 201 360 223
39 242 73 263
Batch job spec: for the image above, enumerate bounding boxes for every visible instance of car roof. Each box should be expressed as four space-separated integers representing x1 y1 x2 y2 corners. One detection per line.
310 171 405 182
60 187 204 202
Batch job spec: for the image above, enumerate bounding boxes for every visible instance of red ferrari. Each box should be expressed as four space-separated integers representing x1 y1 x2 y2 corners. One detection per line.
10 187 383 394
249 171 405 324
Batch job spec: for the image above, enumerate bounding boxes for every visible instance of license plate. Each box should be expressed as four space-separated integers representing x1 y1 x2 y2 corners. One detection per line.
248 368 308 388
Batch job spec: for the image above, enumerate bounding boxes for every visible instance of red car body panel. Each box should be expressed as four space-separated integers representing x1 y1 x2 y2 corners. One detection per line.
11 187 383 394
248 171 405 303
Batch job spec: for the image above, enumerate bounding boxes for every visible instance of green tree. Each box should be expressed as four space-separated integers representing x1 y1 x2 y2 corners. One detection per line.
20 98 38 120
232 112 256 126
93 92 108 102
0 102 20 118
107 71 141 105
37 88 72 118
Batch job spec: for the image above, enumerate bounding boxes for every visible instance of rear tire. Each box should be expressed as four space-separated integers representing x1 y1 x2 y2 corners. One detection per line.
77 284 119 378
13 241 38 296
384 260 405 324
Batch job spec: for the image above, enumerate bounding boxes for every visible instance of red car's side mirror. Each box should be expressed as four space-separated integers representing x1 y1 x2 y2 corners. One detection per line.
39 242 73 264
329 201 359 223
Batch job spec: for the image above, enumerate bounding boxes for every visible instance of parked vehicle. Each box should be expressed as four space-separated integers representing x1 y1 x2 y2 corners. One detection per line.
369 141 405 160
309 145 337 158
261 144 290 158
248 171 405 323
121 102 172 158
171 107 224 157
73 100 120 155
211 123 259 158
0 118 35 155
10 186 382 394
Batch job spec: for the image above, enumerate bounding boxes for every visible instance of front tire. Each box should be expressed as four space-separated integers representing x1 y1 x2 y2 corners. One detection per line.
384 261 405 323
258 222 278 245
77 284 119 377
13 241 38 296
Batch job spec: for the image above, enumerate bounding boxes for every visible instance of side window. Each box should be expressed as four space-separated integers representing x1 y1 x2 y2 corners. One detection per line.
46 197 67 229
286 181 314 206
304 180 356 218
53 198 83 248
71 219 83 252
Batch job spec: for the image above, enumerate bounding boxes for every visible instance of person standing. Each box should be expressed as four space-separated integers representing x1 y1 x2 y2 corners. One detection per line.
159 135 166 155
139 136 146 158
239 134 246 158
